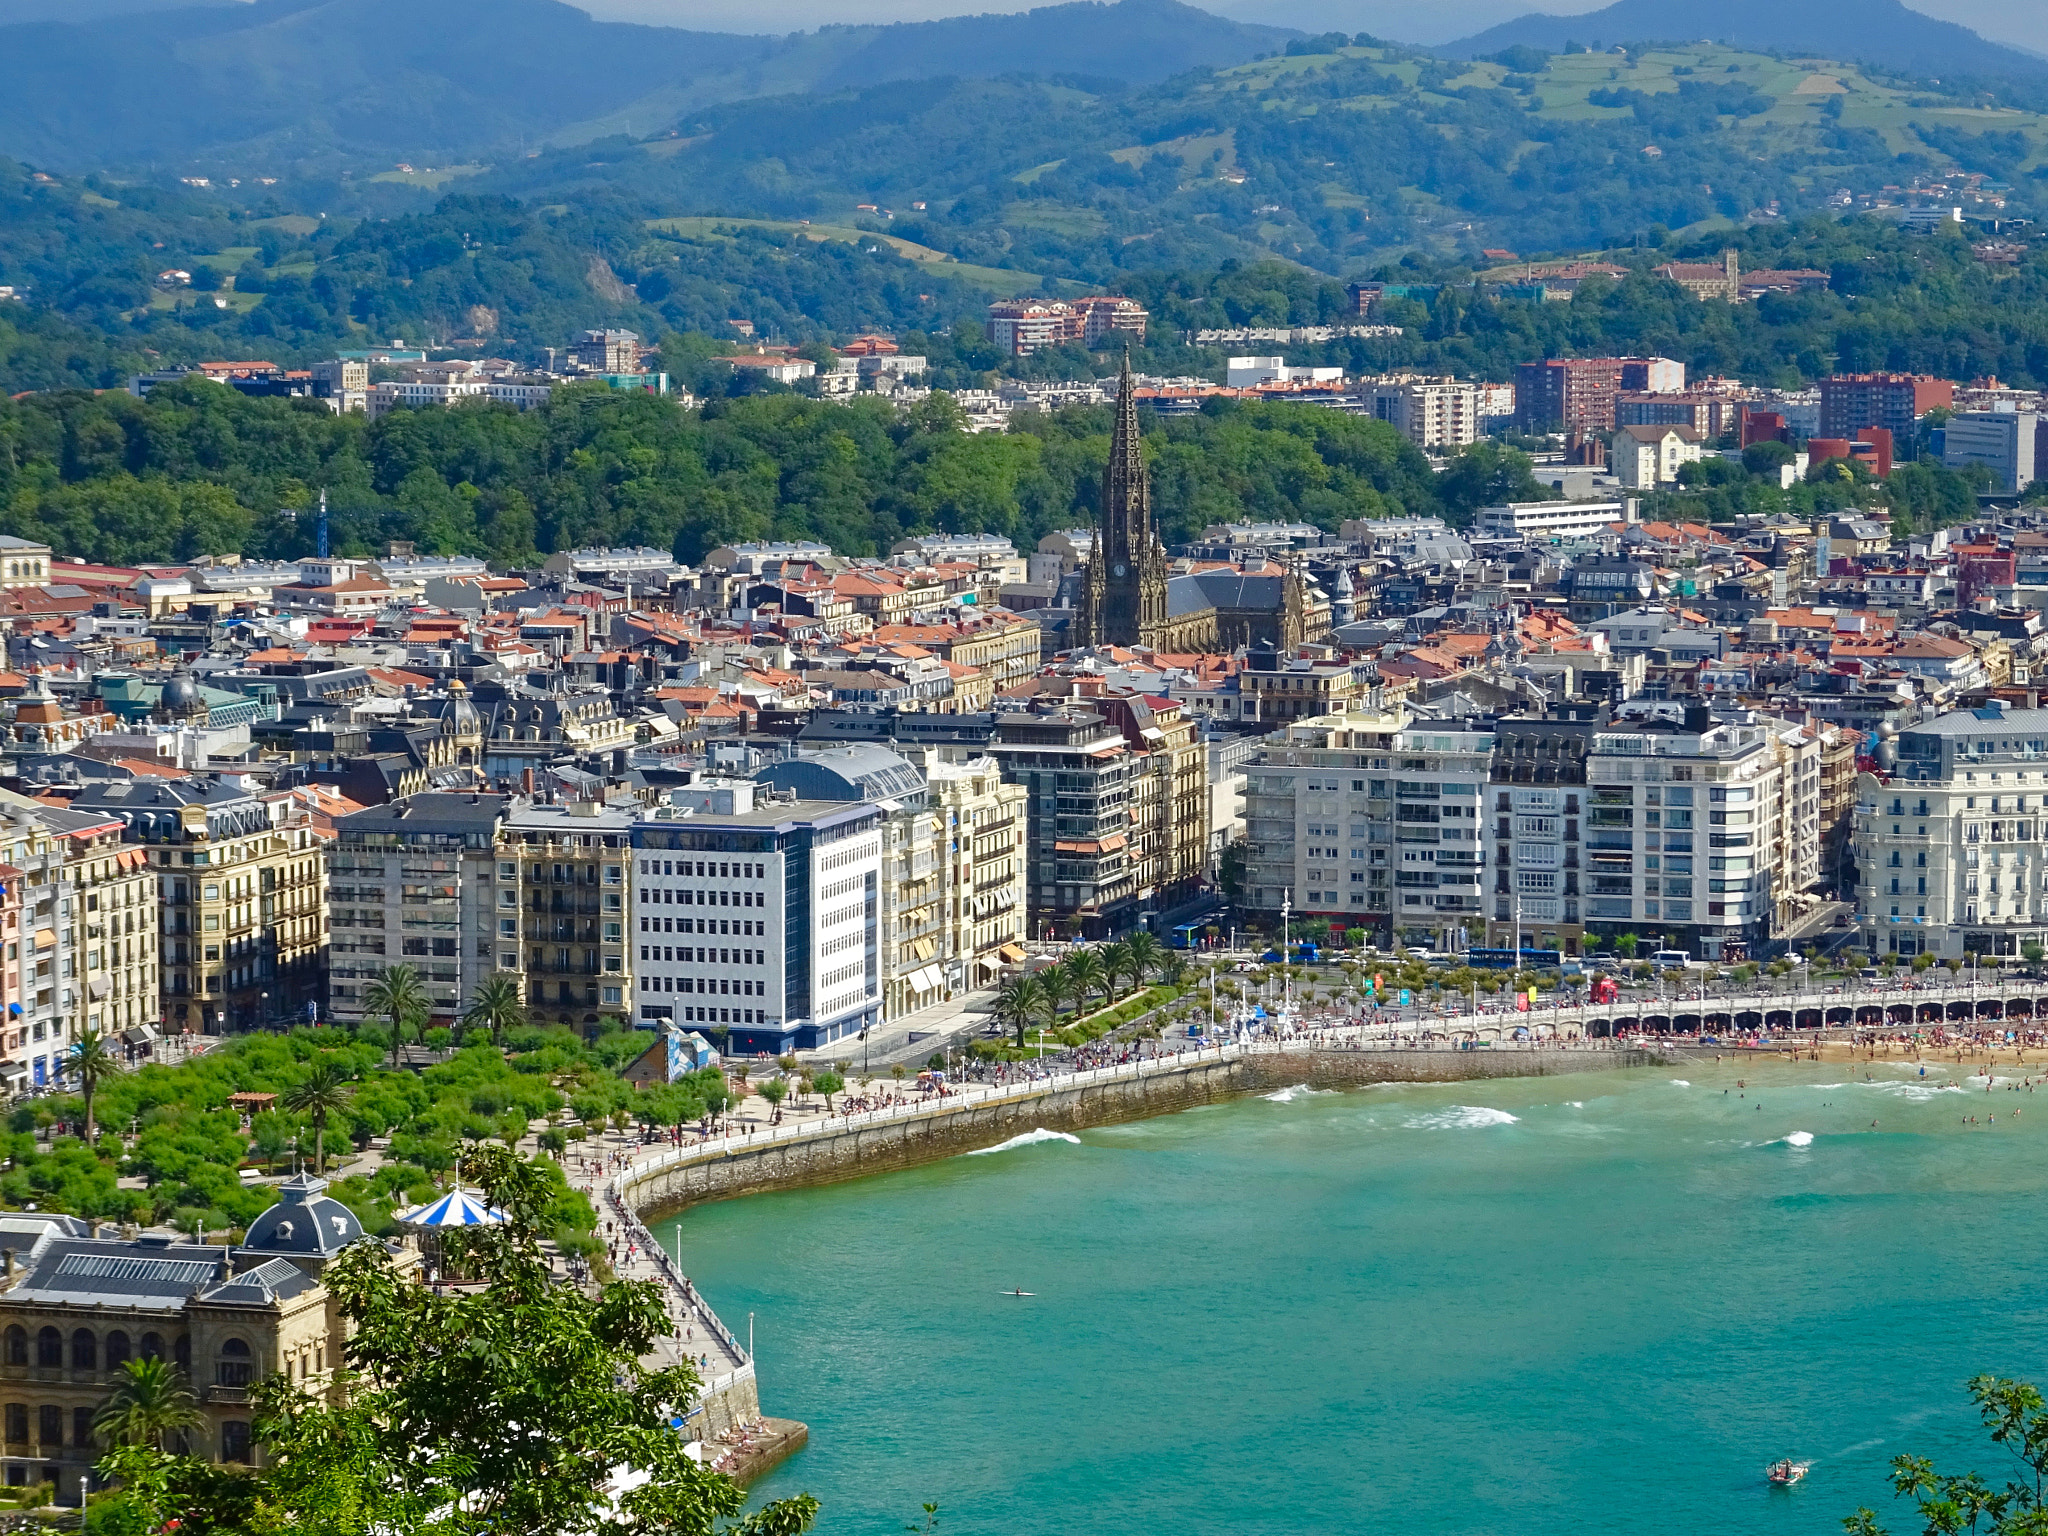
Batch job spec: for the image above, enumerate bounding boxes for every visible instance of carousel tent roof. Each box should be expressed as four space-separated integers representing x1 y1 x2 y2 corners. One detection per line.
394 1187 508 1229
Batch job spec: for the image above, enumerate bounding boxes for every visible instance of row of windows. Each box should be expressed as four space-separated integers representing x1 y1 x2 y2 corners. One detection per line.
640 917 763 936
641 976 767 996
4 1325 172 1371
641 946 763 966
641 888 764 909
641 859 765 879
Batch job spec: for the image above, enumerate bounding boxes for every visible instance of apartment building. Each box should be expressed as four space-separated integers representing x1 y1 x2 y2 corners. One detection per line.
328 795 508 1028
988 708 1138 938
43 806 157 1049
1388 722 1493 951
1240 704 1409 935
0 808 82 1089
76 777 325 1037
1513 358 1682 433
1485 704 1608 956
502 801 634 1036
1854 702 2048 960
631 781 883 1055
1580 704 1788 960
1818 373 1955 440
1364 376 1479 451
986 297 1149 357
1475 500 1628 541
1943 410 2045 494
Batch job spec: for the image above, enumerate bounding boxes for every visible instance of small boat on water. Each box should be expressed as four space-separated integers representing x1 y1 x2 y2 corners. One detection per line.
1766 1460 1810 1487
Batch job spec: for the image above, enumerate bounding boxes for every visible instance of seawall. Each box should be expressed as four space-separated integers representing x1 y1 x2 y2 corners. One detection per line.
621 1044 1667 1223
615 1039 1665 1471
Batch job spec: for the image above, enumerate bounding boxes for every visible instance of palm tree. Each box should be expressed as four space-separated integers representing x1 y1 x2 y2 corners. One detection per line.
93 1357 203 1450
1160 952 1188 989
994 974 1044 1049
1099 939 1136 1000
67 1026 118 1148
1122 930 1164 990
461 973 525 1050
1065 950 1109 1013
281 1062 353 1175
363 963 431 1070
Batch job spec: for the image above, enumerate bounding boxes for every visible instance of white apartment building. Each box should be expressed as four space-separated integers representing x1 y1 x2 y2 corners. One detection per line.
754 745 1025 1019
1856 702 2048 960
1241 705 1410 936
1388 721 1493 951
1475 499 1627 541
632 781 882 1055
1580 704 1788 960
1944 410 2041 494
1364 376 1480 451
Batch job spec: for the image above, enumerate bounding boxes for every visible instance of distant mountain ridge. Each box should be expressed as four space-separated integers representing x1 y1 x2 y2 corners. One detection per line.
1441 0 2048 79
0 0 1292 169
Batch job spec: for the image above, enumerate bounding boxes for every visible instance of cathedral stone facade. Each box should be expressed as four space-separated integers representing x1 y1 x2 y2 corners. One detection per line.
1071 356 1322 654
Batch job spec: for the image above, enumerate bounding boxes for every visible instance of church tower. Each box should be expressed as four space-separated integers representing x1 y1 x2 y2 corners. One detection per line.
1074 351 1171 650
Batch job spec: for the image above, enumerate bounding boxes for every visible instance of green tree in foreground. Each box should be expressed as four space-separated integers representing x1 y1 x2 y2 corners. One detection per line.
1845 1376 2048 1536
97 1144 821 1536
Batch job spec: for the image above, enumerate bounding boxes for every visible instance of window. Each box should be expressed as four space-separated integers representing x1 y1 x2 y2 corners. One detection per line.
139 1333 164 1361
216 1338 252 1388
70 1330 93 1370
220 1421 251 1464
37 1406 57 1445
3 1327 22 1367
72 1407 91 1448
2 1404 21 1443
104 1332 129 1370
35 1329 58 1368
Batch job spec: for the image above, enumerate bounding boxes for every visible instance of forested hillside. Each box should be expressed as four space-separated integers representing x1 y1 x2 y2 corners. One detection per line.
493 37 2048 278
0 380 1989 568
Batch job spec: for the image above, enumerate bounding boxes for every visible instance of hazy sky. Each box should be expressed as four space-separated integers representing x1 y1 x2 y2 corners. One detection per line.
573 0 2048 53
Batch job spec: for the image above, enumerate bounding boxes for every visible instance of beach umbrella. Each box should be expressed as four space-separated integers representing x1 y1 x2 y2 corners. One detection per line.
395 1187 508 1228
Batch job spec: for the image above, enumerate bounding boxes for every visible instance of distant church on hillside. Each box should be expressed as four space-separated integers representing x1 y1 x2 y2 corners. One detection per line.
1070 354 1324 654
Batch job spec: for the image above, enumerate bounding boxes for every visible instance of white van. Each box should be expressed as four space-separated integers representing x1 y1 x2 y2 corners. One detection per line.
1651 949 1692 969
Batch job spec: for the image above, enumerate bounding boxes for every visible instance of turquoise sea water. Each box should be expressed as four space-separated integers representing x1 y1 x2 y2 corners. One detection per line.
657 1059 2048 1535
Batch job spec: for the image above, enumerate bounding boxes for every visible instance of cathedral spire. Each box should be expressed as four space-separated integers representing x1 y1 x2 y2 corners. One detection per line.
1102 344 1150 554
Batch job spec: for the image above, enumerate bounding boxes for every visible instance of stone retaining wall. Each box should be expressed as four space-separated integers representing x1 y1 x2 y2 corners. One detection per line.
623 1046 1662 1224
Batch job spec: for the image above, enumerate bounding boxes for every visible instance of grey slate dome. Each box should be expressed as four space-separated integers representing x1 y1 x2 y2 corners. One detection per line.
239 1172 363 1257
439 679 482 736
158 666 203 719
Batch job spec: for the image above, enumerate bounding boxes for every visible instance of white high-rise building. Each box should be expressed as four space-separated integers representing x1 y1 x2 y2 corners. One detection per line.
632 781 883 1056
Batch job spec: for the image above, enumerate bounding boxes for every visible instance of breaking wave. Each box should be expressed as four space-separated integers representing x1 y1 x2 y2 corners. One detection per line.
1776 1131 1816 1148
1405 1106 1519 1130
965 1129 1081 1157
1262 1084 1337 1103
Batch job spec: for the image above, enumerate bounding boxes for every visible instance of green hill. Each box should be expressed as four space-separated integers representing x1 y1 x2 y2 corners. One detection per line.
0 0 1289 171
490 36 2048 279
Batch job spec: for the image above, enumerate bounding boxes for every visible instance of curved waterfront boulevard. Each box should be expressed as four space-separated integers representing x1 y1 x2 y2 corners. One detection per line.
608 975 2046 1487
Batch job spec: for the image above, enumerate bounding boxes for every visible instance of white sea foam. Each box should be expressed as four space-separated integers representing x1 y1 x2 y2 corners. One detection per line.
1670 1079 1691 1087
1405 1105 1519 1130
1566 1101 1584 1109
1262 1084 1337 1103
965 1129 1081 1156
1778 1131 1816 1148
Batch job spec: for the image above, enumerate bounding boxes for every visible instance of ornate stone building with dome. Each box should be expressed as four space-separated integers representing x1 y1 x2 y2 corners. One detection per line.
0 1174 412 1503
